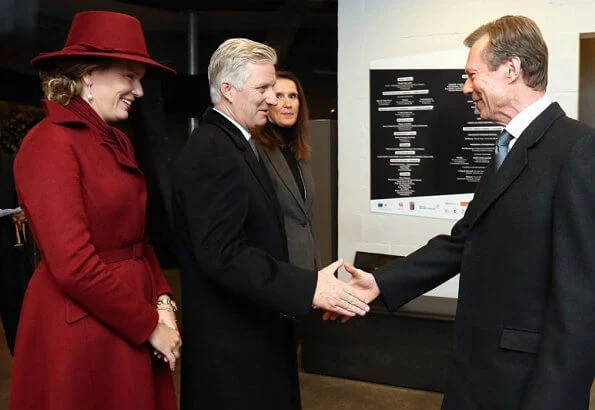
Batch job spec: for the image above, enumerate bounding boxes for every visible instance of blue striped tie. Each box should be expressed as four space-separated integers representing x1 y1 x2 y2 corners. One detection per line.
494 130 513 172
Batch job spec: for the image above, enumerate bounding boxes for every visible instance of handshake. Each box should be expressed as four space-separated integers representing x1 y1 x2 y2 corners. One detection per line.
312 260 380 323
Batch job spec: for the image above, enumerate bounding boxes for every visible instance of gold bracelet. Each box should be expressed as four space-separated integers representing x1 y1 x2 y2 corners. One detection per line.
157 298 178 312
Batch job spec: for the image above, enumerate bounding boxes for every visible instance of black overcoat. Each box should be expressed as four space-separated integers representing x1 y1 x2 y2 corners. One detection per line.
172 108 317 410
376 103 595 410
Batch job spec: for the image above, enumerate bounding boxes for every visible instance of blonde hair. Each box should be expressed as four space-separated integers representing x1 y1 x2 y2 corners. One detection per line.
39 59 111 105
207 38 277 104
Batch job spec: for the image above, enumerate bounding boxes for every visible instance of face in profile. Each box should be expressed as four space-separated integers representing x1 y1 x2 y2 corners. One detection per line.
227 62 277 130
463 34 510 125
83 60 146 123
268 78 299 128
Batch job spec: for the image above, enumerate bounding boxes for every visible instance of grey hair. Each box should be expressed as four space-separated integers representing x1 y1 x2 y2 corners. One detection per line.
207 38 277 104
464 15 548 91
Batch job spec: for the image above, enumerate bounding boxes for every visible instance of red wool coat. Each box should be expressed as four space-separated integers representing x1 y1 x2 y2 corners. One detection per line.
9 99 177 410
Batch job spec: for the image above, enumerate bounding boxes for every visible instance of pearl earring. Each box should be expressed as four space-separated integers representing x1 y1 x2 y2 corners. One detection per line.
86 83 93 101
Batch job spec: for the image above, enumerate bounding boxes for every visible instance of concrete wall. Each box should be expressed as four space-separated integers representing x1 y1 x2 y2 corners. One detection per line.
337 0 595 298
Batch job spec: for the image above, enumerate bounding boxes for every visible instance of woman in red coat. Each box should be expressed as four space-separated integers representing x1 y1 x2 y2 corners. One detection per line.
10 11 181 410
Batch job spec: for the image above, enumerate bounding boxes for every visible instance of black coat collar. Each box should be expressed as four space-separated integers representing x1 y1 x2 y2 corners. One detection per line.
465 102 565 229
202 108 278 205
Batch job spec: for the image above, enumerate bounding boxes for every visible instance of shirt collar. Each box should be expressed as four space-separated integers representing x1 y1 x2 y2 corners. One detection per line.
213 108 251 142
505 95 551 138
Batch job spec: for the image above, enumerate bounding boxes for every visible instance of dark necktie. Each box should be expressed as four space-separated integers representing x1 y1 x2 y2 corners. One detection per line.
248 138 260 161
494 129 513 172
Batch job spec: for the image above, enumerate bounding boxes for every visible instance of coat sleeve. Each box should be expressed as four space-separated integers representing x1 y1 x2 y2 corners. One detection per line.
374 210 469 311
143 241 173 298
521 135 595 409
302 161 322 270
14 128 158 345
173 135 317 318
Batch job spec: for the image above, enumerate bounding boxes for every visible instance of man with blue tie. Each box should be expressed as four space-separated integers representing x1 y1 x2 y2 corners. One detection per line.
340 15 595 410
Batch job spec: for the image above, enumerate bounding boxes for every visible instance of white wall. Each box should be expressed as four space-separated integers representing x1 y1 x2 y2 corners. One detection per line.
337 0 595 297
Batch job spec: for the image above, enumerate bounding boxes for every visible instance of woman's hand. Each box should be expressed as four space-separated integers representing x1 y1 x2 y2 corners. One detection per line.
157 307 178 332
148 322 182 372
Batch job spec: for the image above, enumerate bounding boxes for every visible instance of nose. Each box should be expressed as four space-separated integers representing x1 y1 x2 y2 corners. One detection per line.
463 77 473 95
132 81 144 98
265 88 277 106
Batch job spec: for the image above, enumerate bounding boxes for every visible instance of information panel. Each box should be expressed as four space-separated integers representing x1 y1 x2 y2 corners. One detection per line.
370 68 501 219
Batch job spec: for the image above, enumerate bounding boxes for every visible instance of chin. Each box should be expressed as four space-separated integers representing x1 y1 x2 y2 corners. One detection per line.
255 118 267 127
479 111 490 121
105 114 128 124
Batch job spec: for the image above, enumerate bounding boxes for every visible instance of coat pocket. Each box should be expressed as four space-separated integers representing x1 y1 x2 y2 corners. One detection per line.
499 327 541 354
65 298 90 324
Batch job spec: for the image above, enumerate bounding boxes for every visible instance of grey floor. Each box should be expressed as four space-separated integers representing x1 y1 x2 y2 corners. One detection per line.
0 270 593 409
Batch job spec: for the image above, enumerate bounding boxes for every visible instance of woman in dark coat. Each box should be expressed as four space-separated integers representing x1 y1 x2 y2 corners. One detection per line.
10 11 181 410
253 70 319 271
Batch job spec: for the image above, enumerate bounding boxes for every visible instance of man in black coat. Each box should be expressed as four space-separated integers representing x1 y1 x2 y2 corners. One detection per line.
0 148 29 354
341 15 595 410
171 38 370 410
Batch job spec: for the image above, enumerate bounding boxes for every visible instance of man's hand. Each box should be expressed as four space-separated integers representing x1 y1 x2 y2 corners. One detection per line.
11 211 26 229
312 259 370 318
322 262 380 323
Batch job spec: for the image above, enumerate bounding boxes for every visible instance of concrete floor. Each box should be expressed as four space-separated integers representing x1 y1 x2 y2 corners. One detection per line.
300 372 443 410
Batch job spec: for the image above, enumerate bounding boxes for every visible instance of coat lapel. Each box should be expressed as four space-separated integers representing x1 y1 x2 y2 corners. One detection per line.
466 102 566 228
202 109 278 204
261 147 309 215
299 159 315 212
99 139 140 172
46 100 141 173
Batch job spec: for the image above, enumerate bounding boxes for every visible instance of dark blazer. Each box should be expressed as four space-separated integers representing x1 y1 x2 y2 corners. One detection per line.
172 108 318 410
257 145 319 271
375 103 595 410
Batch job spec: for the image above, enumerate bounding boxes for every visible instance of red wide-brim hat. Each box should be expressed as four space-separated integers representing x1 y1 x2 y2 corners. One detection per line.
31 10 176 76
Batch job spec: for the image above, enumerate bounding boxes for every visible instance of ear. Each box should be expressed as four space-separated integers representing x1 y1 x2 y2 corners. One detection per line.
220 81 234 102
82 71 93 86
505 56 522 82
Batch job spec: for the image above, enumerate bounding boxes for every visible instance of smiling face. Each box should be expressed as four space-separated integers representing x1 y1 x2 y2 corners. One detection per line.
223 62 277 130
268 78 299 128
463 34 511 125
83 60 146 123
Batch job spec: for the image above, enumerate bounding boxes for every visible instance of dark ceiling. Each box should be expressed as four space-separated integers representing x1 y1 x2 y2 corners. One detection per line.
1 0 337 72
0 0 338 117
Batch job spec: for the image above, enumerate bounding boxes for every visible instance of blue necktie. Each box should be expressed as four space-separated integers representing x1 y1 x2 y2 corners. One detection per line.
494 129 513 172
